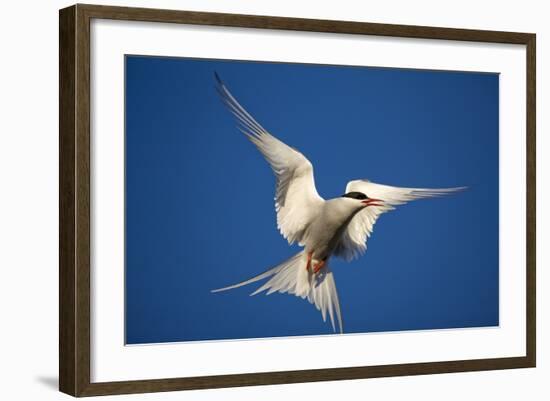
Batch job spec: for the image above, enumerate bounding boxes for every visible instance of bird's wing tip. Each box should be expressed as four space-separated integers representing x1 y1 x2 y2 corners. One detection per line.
214 71 222 85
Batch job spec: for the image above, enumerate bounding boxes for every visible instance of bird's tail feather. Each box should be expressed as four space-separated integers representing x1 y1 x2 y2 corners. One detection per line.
211 251 343 333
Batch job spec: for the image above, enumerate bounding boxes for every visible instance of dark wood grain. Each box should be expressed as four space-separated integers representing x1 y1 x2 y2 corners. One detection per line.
59 5 92 396
59 5 76 396
79 3 532 44
525 35 536 367
75 4 92 396
59 3 536 397
78 356 532 396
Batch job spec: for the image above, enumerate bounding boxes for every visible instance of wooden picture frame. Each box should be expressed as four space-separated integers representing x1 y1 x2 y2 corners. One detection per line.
59 3 536 397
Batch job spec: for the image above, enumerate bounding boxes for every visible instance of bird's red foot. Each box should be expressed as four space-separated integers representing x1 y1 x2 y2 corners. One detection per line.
313 260 326 274
306 251 314 271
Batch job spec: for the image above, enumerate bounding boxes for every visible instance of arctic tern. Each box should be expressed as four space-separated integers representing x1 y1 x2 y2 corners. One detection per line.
211 73 465 333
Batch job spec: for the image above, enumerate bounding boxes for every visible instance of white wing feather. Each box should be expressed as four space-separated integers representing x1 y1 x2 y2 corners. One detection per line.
216 74 324 244
335 180 466 261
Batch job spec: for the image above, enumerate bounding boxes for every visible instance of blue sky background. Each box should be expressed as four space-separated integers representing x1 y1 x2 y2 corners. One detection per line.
125 55 499 344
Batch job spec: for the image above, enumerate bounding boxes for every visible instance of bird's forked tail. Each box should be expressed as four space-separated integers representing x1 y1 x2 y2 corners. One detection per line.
211 251 343 333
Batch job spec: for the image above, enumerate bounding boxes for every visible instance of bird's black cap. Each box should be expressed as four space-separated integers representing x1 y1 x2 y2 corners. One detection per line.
342 191 368 200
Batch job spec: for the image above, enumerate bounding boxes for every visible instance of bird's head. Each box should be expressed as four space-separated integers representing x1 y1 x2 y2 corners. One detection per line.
341 191 384 209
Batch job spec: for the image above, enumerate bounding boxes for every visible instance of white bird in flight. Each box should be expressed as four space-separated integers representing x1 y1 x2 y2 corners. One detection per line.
211 73 465 333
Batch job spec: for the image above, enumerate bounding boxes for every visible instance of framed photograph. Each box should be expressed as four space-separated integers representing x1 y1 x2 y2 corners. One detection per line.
59 4 536 397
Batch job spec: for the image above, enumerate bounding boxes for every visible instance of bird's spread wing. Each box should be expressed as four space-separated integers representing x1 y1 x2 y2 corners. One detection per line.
334 180 466 261
216 74 324 245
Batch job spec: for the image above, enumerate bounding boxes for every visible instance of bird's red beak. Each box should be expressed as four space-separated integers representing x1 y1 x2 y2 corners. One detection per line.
361 198 383 207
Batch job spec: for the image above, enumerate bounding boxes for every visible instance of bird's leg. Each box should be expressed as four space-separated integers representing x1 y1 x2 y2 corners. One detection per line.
313 258 327 274
306 251 314 271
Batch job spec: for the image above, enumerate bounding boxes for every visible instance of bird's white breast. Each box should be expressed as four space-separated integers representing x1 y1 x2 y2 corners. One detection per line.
303 198 361 260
